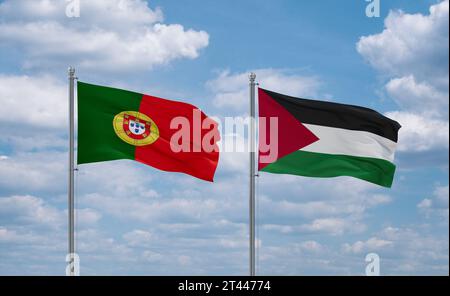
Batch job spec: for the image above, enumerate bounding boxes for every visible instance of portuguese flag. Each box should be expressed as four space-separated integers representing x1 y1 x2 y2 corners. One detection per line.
77 82 220 182
258 88 401 188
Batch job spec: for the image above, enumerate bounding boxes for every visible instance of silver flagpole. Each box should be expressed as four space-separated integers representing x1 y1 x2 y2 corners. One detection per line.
249 73 256 276
68 67 76 276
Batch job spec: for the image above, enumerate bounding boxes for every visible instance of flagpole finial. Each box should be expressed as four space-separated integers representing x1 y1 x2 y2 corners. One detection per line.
249 72 256 82
68 67 75 77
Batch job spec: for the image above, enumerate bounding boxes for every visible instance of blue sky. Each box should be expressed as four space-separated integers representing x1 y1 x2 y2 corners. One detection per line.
0 0 448 275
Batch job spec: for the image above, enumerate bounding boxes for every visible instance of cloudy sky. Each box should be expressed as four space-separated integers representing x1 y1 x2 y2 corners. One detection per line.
0 0 448 275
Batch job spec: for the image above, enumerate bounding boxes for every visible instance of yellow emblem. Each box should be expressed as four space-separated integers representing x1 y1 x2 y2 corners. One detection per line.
113 111 159 146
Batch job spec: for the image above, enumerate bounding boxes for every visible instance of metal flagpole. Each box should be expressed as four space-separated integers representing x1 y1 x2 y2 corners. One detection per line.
68 67 76 276
249 73 256 276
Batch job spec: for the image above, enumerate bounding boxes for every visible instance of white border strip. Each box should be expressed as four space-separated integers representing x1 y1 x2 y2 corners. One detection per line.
302 124 397 162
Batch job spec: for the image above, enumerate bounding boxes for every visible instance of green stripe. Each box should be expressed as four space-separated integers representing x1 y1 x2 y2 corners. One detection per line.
261 150 396 188
77 82 142 165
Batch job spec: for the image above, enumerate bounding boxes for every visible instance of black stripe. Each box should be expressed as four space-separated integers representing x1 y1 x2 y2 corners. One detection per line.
260 88 401 142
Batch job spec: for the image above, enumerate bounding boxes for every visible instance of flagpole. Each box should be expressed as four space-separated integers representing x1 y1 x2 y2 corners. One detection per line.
249 73 256 276
68 67 76 276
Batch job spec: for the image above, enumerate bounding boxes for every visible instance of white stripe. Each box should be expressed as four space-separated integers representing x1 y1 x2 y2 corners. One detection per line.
302 124 398 162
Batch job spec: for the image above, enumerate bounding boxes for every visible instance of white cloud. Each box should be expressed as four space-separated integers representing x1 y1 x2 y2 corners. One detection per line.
298 240 323 252
0 227 39 243
0 0 164 26
340 226 448 274
365 194 392 207
76 208 102 225
0 75 69 153
250 175 396 241
418 185 449 220
263 218 366 236
357 0 449 153
260 198 364 220
0 75 67 129
0 0 209 72
77 161 159 198
357 0 449 79
82 192 222 223
142 250 163 263
0 195 100 228
259 176 392 215
380 226 448 273
386 75 448 118
343 237 393 254
218 237 250 249
262 224 295 234
0 152 66 193
0 75 71 154
434 185 449 208
123 229 153 247
75 162 248 225
207 69 321 111
0 195 63 227
417 198 433 210
386 111 449 152
299 218 366 236
76 229 133 260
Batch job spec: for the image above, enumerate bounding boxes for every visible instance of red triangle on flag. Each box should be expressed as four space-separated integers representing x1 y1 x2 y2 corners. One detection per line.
258 88 319 170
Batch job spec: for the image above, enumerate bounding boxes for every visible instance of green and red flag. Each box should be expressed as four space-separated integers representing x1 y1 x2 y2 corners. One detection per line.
77 82 220 182
258 88 401 188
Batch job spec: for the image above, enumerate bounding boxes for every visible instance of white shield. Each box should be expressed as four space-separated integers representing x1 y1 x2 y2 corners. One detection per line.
129 120 146 136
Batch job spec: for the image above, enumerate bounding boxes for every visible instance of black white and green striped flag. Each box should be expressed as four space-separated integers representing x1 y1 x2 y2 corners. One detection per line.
258 88 401 188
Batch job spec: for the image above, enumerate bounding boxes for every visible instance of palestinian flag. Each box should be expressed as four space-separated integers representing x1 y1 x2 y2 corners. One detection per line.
77 82 220 182
258 88 401 188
